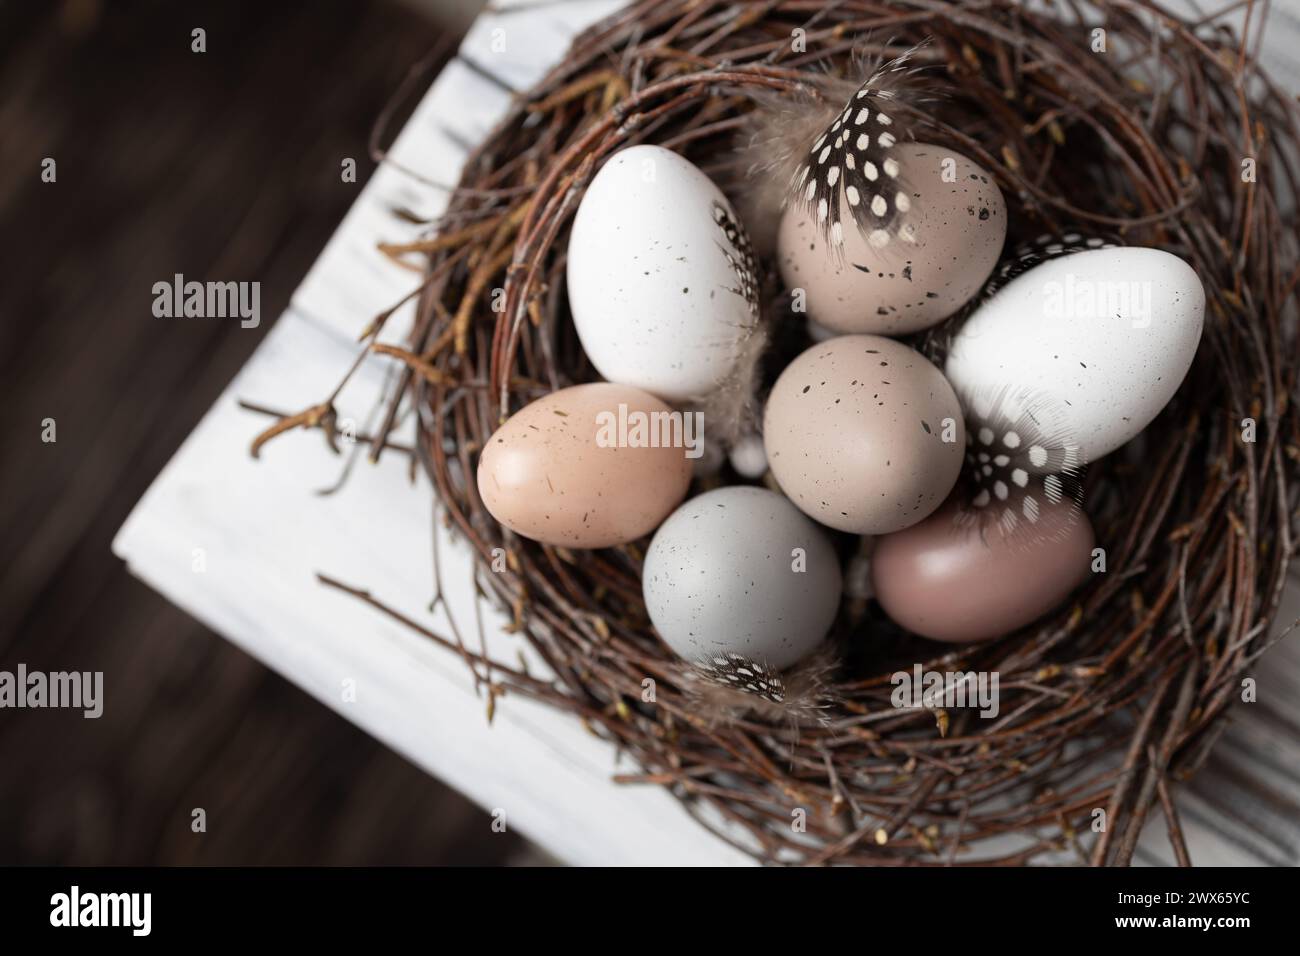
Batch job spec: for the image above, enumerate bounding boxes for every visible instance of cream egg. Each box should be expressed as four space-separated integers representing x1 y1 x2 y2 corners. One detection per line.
477 383 693 548
763 335 965 534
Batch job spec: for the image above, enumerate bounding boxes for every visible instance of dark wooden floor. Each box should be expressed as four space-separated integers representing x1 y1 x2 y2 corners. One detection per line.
0 0 529 864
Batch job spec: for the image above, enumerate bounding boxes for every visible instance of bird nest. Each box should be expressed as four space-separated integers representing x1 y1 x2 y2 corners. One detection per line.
257 0 1299 865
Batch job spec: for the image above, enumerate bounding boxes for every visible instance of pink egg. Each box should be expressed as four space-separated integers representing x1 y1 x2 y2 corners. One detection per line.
871 496 1096 642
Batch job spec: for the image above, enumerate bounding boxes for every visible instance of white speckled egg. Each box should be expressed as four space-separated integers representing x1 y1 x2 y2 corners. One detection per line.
778 143 1005 335
642 486 842 670
764 335 965 534
944 246 1206 463
567 145 760 402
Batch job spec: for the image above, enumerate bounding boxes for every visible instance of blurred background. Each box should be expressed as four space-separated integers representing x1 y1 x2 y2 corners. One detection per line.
0 0 563 865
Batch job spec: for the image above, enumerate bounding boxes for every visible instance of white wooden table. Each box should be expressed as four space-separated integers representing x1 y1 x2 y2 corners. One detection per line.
113 0 1300 866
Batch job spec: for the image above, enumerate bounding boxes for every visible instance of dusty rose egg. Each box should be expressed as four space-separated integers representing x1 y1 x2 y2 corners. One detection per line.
763 335 964 534
871 496 1096 643
777 143 1006 335
477 383 693 548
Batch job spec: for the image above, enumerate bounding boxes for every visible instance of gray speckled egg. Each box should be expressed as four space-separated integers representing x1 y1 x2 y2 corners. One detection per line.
764 335 965 534
777 143 1006 335
642 486 841 670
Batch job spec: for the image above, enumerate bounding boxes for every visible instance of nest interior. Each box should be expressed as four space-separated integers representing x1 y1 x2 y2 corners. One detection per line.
284 0 1300 865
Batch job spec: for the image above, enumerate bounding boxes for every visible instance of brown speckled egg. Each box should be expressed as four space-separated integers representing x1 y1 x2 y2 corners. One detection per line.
477 383 692 548
871 496 1095 643
777 143 1006 335
763 335 964 534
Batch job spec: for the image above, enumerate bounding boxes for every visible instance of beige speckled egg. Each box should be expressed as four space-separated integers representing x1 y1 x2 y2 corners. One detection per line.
777 142 1006 335
477 383 693 548
763 335 964 534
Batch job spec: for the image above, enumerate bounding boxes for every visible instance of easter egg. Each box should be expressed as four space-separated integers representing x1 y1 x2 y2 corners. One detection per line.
642 486 842 670
778 143 1006 335
567 145 760 402
944 246 1205 463
476 383 693 548
871 496 1096 643
763 335 965 534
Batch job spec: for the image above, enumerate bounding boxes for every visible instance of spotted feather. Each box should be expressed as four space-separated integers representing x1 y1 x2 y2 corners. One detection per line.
711 201 760 316
955 384 1087 547
984 232 1121 296
694 653 788 703
685 648 839 727
786 52 924 250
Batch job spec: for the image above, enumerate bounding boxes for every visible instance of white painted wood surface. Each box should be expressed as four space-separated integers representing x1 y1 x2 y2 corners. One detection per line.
114 0 1299 866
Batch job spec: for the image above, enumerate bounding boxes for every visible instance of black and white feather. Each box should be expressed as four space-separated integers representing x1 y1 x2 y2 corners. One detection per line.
685 648 839 728
984 232 1121 297
785 48 928 250
733 41 932 256
955 384 1087 544
685 201 767 448
712 201 760 315
694 653 788 702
